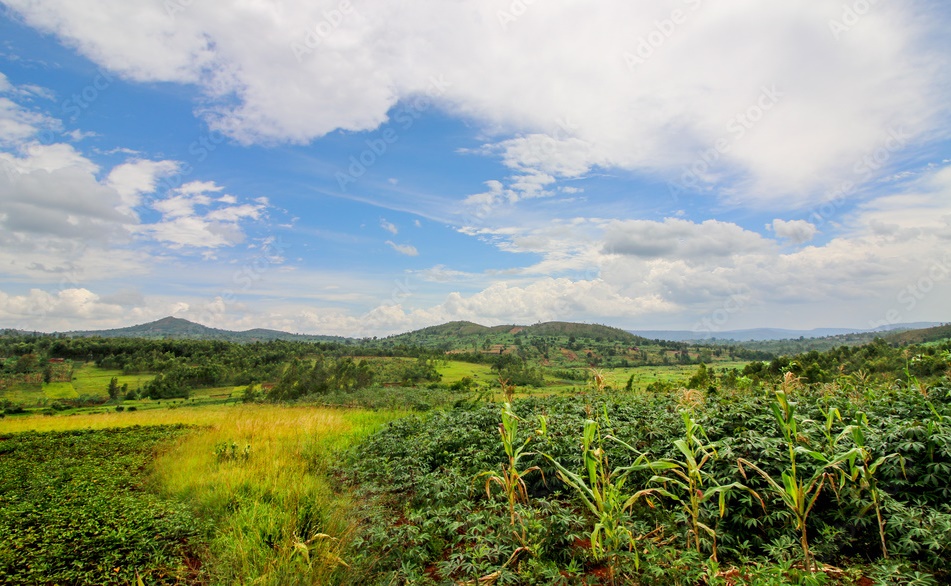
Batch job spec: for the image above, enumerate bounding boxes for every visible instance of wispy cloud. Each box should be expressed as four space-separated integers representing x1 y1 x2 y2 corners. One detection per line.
385 240 418 256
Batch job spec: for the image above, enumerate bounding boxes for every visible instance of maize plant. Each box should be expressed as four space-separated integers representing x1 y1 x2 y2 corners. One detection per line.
478 402 544 534
738 389 863 572
847 411 904 559
541 411 669 584
634 410 760 561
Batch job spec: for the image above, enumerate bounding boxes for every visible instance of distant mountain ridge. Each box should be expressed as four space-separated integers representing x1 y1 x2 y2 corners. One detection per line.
59 316 349 343
43 318 648 346
630 322 941 342
5 317 948 347
385 320 648 347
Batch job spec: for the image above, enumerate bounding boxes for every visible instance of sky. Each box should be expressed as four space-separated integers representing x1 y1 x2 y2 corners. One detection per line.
0 0 950 338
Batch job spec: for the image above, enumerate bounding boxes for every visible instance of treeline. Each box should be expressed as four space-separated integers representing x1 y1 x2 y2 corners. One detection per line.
740 337 951 388
258 355 442 402
0 334 444 400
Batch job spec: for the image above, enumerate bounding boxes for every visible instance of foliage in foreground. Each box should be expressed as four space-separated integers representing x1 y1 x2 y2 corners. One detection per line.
0 425 201 584
341 377 951 585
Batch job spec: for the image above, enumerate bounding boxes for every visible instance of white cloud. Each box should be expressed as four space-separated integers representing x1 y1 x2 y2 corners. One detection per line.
0 145 131 241
604 218 772 260
143 185 268 249
0 287 124 323
106 159 180 211
0 79 272 291
380 218 398 234
4 1 946 207
769 219 817 244
385 240 418 256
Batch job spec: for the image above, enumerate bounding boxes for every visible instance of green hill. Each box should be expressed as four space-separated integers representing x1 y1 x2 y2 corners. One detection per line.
63 317 350 343
383 320 648 351
522 321 643 343
883 323 951 345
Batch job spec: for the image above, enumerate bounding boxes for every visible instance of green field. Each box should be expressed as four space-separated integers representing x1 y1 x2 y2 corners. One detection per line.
0 363 156 406
42 381 78 399
70 364 155 396
601 361 749 390
0 404 404 585
1 330 948 584
435 359 496 384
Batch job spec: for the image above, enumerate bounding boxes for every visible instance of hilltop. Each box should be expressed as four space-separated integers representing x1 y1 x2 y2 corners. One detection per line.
59 316 350 343
883 323 951 345
383 320 649 349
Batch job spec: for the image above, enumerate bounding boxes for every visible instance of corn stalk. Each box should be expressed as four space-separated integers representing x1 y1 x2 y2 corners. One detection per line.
738 389 862 572
478 402 544 539
633 410 760 561
540 413 669 584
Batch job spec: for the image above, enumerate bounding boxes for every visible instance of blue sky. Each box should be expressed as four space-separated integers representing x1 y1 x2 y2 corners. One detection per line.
1 0 950 337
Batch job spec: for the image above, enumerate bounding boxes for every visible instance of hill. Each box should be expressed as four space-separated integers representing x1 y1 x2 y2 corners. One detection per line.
62 317 350 343
631 322 939 342
384 320 648 350
883 323 951 345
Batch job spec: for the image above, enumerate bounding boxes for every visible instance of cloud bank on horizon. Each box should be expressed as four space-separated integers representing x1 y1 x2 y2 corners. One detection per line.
0 0 949 337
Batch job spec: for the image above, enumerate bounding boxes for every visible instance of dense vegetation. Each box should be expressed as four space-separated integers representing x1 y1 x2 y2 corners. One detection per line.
0 323 949 584
0 426 201 584
341 344 951 584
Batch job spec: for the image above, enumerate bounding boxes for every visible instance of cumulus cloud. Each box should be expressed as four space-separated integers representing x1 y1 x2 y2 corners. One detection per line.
604 218 771 260
142 181 268 249
0 77 272 293
0 287 124 323
0 144 131 241
106 159 180 211
4 1 947 206
769 219 818 244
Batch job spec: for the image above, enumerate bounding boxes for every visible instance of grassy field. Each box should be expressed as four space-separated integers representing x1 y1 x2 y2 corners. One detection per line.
436 359 496 384
70 364 155 396
1 404 406 585
602 361 749 390
0 363 156 406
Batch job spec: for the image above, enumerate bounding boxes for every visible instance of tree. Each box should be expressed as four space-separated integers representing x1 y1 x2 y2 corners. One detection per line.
107 376 120 400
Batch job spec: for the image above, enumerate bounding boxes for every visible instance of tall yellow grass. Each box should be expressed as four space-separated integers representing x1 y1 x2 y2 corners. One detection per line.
2 404 404 584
